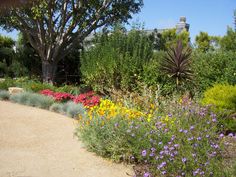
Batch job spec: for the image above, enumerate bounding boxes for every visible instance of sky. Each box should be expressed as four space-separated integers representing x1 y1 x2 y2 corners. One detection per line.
0 0 235 42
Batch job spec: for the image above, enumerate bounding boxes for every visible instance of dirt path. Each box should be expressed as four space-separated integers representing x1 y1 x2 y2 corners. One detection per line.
0 101 134 177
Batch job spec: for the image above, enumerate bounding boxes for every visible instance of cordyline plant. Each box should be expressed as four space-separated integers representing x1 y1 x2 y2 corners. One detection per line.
161 40 193 90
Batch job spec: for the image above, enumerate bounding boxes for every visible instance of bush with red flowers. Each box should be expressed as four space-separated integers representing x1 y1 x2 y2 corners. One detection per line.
73 91 100 107
40 89 100 107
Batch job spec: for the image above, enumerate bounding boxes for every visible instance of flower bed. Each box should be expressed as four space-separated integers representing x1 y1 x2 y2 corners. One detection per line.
40 89 100 107
77 97 232 177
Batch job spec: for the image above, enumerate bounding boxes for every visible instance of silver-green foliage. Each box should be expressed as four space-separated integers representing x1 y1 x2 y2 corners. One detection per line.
10 92 54 109
63 101 86 118
0 90 10 100
49 103 64 113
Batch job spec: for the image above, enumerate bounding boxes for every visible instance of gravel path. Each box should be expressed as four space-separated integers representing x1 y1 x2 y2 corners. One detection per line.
0 101 134 177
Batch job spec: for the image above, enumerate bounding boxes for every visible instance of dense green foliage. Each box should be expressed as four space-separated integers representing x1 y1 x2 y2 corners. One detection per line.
150 28 190 51
192 51 236 91
0 35 15 76
0 0 143 83
202 84 236 111
195 32 221 52
81 27 153 93
220 27 236 51
201 84 236 133
0 77 81 94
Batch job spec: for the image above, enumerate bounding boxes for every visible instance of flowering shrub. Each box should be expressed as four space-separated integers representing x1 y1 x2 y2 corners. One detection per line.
77 98 229 177
40 89 74 102
40 89 100 107
88 99 144 120
73 91 100 107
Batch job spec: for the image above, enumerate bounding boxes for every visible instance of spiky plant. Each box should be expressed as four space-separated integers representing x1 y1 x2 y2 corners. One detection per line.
161 40 192 89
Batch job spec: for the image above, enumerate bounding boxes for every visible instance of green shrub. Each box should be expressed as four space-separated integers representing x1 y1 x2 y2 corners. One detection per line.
202 84 236 111
192 51 236 92
49 103 64 113
81 26 153 93
63 101 86 118
201 84 236 132
55 85 80 95
0 90 9 100
0 78 15 90
10 92 54 109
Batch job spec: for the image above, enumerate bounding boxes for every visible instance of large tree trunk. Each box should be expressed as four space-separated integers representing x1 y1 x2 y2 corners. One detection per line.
42 60 57 84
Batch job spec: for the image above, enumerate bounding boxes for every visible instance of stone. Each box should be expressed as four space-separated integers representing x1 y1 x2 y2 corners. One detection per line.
8 87 24 95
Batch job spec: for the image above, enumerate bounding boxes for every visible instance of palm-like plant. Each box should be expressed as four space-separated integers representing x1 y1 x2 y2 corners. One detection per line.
161 40 192 89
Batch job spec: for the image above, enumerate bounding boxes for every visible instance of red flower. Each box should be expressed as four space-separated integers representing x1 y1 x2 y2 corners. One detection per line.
40 89 100 107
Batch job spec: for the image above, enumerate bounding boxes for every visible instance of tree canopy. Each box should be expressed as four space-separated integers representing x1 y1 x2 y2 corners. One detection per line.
0 0 143 83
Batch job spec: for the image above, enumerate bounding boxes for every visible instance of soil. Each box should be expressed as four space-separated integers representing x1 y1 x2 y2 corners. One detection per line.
0 101 134 177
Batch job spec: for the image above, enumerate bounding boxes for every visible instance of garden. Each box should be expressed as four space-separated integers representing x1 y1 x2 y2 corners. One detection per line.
0 1 236 177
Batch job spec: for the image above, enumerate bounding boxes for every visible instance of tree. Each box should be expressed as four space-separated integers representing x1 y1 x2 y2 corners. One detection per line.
0 35 15 76
220 27 236 51
0 0 143 83
195 31 221 52
195 32 211 52
150 28 190 51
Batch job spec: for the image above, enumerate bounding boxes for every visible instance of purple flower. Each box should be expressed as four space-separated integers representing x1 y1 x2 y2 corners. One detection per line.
219 133 224 138
151 147 156 152
182 157 187 163
188 137 194 141
142 150 147 157
200 171 205 175
228 133 234 137
212 118 217 122
157 161 167 169
179 129 183 133
164 145 168 150
193 171 198 176
161 171 167 175
114 123 119 127
192 153 196 157
160 151 164 155
143 172 151 177
171 135 176 141
174 144 179 148
197 137 202 141
150 152 155 157
183 130 188 134
206 134 210 138
190 126 195 130
158 142 163 145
